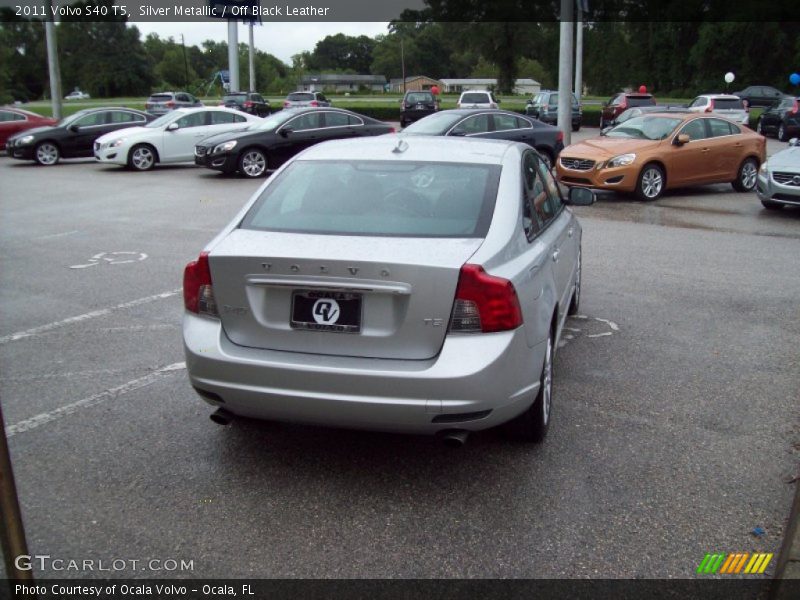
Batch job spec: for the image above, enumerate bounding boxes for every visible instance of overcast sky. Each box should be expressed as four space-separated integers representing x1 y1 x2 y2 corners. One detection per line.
131 22 391 65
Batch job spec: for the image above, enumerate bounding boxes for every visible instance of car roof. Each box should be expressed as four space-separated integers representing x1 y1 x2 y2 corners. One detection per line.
437 108 525 117
299 135 516 164
696 94 743 100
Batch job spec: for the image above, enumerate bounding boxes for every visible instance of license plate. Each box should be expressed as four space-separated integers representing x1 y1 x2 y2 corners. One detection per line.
291 290 362 333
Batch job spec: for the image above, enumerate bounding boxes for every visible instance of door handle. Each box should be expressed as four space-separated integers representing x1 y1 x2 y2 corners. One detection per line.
568 227 574 237
552 250 560 262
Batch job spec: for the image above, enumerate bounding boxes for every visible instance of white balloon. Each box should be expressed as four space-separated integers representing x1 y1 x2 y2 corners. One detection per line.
724 72 735 84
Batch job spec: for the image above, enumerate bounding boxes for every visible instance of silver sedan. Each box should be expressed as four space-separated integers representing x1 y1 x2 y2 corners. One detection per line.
757 137 800 210
182 136 594 444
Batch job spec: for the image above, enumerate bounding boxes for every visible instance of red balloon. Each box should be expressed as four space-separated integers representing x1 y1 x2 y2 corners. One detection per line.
639 85 647 93
431 85 440 96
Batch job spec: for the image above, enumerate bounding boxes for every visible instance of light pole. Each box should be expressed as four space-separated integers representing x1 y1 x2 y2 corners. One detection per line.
227 20 239 92
574 2 585 104
557 0 575 146
44 0 62 120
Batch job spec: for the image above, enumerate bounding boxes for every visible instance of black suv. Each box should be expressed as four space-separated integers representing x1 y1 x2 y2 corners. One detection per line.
525 90 582 131
220 92 271 117
756 96 799 141
400 91 439 128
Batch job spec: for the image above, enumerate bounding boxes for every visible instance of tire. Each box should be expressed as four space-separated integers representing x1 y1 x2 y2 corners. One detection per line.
635 163 665 201
400 119 408 129
778 123 789 142
572 122 581 132
568 247 581 316
732 157 758 192
34 141 60 166
128 144 156 171
507 327 554 443
238 148 268 178
537 149 554 171
761 199 783 210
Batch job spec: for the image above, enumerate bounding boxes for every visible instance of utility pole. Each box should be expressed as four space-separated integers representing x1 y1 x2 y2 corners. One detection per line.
227 20 240 92
248 21 256 93
400 38 406 94
574 4 584 104
181 34 189 89
45 0 62 120
557 0 575 145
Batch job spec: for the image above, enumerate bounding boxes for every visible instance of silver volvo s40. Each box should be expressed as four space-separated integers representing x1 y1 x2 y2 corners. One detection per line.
182 136 594 444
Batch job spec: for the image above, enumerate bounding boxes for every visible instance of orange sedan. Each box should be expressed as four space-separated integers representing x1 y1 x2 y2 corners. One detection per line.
556 112 766 200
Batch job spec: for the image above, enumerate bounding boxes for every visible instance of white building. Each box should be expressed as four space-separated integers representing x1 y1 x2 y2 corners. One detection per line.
440 78 541 95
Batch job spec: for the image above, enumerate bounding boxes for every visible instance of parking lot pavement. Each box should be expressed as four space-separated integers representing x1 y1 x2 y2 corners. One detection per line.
1 141 798 581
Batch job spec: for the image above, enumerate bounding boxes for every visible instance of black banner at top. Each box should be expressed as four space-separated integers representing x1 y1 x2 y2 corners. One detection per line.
0 0 799 22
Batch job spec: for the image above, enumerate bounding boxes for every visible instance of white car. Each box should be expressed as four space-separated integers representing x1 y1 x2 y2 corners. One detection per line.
93 107 260 171
457 90 499 109
686 94 750 126
64 91 90 101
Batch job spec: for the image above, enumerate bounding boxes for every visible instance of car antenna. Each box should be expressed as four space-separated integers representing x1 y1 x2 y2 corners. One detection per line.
392 139 409 154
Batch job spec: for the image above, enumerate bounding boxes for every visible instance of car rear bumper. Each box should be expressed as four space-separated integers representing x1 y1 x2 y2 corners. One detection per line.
183 313 543 434
756 172 800 205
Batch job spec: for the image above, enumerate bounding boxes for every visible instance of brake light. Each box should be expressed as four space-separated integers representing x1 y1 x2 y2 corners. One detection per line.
244 101 253 108
310 100 319 107
791 99 799 115
449 264 523 333
183 252 218 316
556 130 564 143
705 99 714 113
166 101 175 108
388 127 396 133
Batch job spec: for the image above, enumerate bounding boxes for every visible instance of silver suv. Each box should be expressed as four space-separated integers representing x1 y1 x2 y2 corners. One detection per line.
283 91 331 109
457 90 499 109
145 92 203 116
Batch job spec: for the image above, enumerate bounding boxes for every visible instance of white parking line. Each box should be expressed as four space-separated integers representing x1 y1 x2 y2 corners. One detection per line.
0 289 181 345
5 362 186 437
33 230 80 240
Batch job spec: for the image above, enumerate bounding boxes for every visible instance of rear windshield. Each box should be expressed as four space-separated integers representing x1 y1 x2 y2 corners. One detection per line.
460 93 491 104
627 95 656 107
223 94 247 102
405 92 434 103
287 93 314 101
241 160 501 238
713 98 744 110
148 94 173 102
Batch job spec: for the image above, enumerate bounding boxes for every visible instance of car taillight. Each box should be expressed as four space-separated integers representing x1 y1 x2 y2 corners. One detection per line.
244 101 253 107
449 264 523 333
705 99 714 113
792 99 799 115
388 127 396 133
310 100 319 107
556 130 564 143
166 101 175 108
183 252 218 317
283 101 290 107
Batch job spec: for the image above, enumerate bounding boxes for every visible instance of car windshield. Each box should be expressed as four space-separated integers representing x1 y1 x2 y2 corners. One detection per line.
57 110 90 127
402 112 465 135
148 94 173 102
145 112 181 128
287 93 314 101
405 93 433 103
607 116 682 140
240 160 501 238
249 111 298 132
460 93 490 103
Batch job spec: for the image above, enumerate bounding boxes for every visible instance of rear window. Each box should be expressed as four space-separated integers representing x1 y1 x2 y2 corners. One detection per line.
627 95 656 107
288 93 314 101
460 93 491 104
223 94 247 102
241 160 501 238
405 92 434 103
148 94 173 102
713 98 744 110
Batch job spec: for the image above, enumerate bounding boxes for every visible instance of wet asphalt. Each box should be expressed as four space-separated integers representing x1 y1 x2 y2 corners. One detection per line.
0 129 798 582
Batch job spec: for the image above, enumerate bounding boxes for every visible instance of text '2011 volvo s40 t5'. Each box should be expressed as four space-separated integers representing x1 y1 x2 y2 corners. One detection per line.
182 136 595 445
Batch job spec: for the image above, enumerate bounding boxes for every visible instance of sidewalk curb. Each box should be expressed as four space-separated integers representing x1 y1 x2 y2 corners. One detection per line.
770 473 800 599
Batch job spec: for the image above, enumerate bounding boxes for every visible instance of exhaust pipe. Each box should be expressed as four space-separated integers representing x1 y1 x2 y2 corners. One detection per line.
209 408 233 426
440 429 469 448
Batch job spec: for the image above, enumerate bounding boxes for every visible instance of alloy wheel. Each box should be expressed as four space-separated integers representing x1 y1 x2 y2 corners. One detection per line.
35 143 59 165
641 167 663 199
131 146 154 170
541 335 553 426
740 161 758 190
241 151 266 177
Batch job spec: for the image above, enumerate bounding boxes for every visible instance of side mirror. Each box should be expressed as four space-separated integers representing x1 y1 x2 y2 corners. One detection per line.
496 98 502 104
566 187 596 206
68 125 79 132
674 134 690 146
166 122 179 131
789 137 799 147
279 128 291 138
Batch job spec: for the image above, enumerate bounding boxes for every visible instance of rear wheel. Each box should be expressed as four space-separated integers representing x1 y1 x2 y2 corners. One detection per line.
34 142 60 166
636 163 665 201
572 122 581 132
238 148 267 178
508 329 553 443
732 158 758 192
128 144 156 171
778 123 789 142
761 199 783 210
568 247 581 316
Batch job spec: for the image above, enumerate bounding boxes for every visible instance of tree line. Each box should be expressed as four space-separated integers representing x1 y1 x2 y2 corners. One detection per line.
1 2 798 103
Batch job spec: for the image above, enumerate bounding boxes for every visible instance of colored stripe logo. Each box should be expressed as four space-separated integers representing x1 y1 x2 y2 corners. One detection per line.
697 552 773 574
